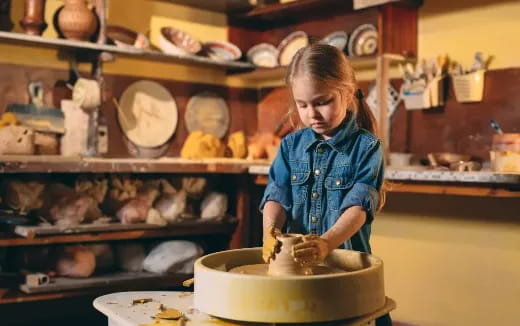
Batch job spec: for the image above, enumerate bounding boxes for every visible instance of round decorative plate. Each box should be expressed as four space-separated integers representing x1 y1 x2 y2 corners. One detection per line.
185 92 230 139
348 24 378 57
118 80 178 148
277 31 309 66
247 43 279 68
320 31 348 51
204 41 242 61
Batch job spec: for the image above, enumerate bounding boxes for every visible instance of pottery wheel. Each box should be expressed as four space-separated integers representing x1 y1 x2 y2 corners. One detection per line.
194 248 386 323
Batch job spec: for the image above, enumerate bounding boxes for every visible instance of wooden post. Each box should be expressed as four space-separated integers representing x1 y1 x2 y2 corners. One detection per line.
230 175 251 249
376 54 391 163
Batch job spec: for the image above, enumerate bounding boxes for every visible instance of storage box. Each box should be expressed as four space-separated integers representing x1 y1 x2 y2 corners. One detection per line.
402 76 445 110
452 70 485 103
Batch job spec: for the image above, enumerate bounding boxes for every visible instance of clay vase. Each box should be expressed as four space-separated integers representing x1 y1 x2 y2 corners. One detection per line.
267 233 312 276
57 0 97 41
19 0 47 35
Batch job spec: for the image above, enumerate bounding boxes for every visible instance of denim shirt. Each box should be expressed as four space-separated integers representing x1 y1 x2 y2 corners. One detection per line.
260 116 384 253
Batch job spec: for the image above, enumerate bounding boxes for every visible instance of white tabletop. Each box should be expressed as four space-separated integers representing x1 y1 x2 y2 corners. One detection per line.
93 291 395 326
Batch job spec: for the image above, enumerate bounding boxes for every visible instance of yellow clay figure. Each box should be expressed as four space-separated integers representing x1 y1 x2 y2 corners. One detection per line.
180 131 226 159
0 112 18 127
227 131 247 158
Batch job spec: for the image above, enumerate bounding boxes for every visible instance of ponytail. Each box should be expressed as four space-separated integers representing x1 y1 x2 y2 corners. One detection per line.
354 89 378 136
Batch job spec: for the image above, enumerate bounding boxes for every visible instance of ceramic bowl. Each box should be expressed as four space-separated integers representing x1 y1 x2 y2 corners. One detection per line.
107 25 149 49
348 24 378 57
246 43 279 68
320 30 348 51
159 26 202 56
277 31 309 66
203 40 242 61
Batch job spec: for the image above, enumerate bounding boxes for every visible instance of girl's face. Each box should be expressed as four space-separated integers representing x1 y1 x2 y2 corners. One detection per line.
292 76 348 139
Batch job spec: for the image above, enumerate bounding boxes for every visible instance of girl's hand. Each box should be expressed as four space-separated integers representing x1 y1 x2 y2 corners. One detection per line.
262 225 282 263
292 234 329 265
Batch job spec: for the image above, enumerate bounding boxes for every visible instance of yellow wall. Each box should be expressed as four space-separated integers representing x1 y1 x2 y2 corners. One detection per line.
372 193 520 325
368 2 520 324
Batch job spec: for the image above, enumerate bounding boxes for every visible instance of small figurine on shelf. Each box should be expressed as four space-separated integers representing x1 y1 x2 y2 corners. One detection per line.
19 0 47 36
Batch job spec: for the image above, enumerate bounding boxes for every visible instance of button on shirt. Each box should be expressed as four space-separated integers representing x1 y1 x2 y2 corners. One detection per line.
260 116 384 253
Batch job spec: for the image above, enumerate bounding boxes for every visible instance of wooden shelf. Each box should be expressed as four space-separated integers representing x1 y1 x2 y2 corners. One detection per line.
0 273 191 304
252 175 520 198
0 31 254 71
0 156 270 174
229 0 420 28
152 0 254 13
231 56 389 80
0 220 237 247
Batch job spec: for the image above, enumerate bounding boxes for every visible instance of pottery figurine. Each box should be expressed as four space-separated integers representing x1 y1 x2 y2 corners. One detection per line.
267 233 312 276
19 0 47 35
57 0 97 41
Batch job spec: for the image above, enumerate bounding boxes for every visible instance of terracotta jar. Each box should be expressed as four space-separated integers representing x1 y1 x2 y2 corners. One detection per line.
267 233 312 276
19 0 47 35
57 0 97 41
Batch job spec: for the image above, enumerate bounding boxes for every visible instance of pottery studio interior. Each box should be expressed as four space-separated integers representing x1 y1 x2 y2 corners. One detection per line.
0 0 519 325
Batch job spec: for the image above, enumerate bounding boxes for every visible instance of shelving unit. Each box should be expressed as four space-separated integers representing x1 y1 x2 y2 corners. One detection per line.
0 273 190 304
0 219 237 246
0 31 254 71
0 156 269 174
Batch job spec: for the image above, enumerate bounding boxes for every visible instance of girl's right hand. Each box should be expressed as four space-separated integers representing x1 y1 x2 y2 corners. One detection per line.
262 225 282 263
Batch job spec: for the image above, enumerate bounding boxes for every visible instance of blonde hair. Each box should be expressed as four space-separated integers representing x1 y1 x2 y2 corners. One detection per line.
286 43 386 211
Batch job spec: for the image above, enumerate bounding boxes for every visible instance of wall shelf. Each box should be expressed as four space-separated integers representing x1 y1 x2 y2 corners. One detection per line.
0 156 269 174
0 273 190 304
0 31 254 71
0 220 237 247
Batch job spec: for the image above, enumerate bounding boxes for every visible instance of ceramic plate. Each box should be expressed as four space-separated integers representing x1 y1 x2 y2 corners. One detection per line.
185 92 230 139
277 31 309 66
159 26 202 56
118 80 178 148
107 25 149 49
320 31 348 51
204 41 242 61
246 43 279 68
348 24 378 57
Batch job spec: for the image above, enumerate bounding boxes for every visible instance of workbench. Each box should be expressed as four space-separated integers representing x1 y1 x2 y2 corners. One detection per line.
93 291 396 326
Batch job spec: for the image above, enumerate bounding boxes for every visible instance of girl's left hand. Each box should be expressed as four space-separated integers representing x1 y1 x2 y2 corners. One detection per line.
292 234 329 265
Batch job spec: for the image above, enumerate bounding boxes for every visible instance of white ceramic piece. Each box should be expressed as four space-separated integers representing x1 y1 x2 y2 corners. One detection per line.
204 40 242 61
277 31 309 66
200 192 228 220
348 24 378 57
320 30 349 51
246 42 279 68
118 80 178 148
185 92 230 139
143 240 203 274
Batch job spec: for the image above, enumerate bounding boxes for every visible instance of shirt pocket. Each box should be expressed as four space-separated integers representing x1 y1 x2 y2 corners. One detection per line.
324 165 354 211
290 161 310 205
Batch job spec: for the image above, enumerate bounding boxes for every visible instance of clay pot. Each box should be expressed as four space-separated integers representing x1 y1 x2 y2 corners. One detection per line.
19 0 47 35
267 233 312 276
57 0 97 41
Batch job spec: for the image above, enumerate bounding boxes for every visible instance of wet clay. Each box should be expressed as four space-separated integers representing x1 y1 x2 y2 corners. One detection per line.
228 263 344 276
229 234 344 276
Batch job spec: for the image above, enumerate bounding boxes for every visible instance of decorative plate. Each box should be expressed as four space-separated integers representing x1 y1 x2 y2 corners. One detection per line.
107 25 149 49
320 31 348 51
185 92 230 139
118 80 178 148
246 43 279 68
348 24 378 57
277 31 309 66
204 41 242 61
159 26 202 56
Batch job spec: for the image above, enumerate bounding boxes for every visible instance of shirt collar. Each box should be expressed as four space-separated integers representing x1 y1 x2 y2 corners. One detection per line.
303 113 359 152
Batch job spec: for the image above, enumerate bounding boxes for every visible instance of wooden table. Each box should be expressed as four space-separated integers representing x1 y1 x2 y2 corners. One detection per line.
93 291 396 326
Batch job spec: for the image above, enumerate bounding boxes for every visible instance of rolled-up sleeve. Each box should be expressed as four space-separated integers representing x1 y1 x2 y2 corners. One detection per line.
259 138 292 213
339 139 384 223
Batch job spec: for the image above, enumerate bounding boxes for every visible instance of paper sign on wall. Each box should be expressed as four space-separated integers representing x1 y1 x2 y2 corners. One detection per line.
354 0 399 10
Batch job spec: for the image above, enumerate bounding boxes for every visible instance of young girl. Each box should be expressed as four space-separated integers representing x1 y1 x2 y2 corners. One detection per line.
260 43 391 325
